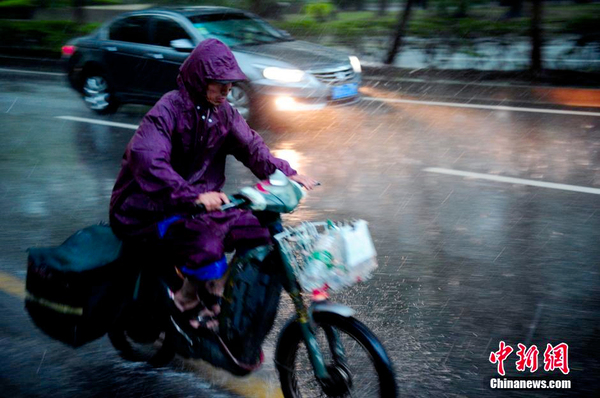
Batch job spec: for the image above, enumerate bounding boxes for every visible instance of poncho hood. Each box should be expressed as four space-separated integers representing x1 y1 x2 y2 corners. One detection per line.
177 39 247 102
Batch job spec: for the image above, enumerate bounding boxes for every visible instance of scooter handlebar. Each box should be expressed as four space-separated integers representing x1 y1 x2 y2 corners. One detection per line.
190 172 319 215
191 195 250 214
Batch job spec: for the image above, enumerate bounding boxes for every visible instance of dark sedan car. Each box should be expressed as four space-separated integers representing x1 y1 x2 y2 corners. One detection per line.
62 6 362 120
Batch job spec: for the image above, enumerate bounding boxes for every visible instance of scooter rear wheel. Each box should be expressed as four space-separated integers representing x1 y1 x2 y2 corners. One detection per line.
108 303 175 367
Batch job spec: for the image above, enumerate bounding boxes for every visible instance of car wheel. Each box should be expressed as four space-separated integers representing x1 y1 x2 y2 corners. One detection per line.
82 73 118 114
227 83 252 120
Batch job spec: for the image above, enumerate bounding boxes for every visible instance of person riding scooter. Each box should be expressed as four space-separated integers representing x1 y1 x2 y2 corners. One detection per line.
109 39 317 332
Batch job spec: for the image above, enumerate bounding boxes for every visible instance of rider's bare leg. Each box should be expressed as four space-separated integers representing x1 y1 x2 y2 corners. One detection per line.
173 278 219 330
172 277 200 312
204 273 227 315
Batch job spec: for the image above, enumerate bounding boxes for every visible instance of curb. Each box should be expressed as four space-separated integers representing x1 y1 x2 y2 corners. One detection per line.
361 63 600 89
2 52 599 109
2 51 599 90
361 65 600 108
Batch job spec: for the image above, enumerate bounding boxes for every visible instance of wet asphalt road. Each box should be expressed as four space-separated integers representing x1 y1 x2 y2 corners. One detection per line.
1 66 599 398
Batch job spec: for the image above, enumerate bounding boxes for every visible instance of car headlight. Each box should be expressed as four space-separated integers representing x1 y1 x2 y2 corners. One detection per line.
262 67 305 83
349 56 361 73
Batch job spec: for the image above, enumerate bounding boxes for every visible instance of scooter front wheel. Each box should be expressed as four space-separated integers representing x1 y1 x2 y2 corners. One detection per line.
275 312 398 397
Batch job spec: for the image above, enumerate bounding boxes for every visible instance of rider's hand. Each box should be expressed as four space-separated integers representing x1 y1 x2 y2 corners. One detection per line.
289 174 319 191
195 192 230 211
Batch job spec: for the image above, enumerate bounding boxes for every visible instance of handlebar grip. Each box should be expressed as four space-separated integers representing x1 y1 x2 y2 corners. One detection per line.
192 203 207 213
221 196 249 211
192 196 248 214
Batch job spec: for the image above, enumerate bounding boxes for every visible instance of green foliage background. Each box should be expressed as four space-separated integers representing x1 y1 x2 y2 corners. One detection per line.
0 1 598 57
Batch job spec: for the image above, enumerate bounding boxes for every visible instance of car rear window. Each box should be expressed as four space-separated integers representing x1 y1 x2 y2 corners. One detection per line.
109 16 151 44
189 13 287 47
153 17 191 47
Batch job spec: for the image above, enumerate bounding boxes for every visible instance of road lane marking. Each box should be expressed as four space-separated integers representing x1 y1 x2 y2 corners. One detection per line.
0 269 282 397
56 116 138 130
185 359 283 398
424 167 600 195
363 97 600 117
0 271 25 299
0 67 66 77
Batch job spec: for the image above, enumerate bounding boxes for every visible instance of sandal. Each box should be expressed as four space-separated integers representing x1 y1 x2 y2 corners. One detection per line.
198 289 223 315
167 288 219 334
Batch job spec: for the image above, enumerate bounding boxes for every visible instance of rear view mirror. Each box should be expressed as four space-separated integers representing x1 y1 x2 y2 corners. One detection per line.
170 39 195 52
278 29 292 39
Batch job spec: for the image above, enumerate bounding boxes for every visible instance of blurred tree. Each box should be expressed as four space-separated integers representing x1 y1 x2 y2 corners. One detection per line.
333 0 364 11
249 0 261 14
385 0 415 64
73 0 86 25
530 0 543 73
435 0 471 17
417 0 428 9
456 0 468 17
305 2 336 22
378 0 388 16
501 0 524 19
248 0 300 18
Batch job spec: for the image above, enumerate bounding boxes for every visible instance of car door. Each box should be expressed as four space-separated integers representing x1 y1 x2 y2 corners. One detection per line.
103 15 153 98
144 16 195 98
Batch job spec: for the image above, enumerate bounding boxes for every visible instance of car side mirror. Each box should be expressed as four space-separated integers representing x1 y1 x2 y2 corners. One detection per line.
170 38 194 52
278 29 292 39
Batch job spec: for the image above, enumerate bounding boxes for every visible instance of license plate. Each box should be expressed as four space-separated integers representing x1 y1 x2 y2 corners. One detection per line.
331 83 358 100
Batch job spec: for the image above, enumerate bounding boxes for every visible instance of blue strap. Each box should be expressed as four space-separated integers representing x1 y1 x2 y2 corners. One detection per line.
157 215 183 238
181 255 228 281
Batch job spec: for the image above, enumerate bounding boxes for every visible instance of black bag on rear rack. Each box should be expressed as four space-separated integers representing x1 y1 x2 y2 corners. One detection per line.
25 224 131 347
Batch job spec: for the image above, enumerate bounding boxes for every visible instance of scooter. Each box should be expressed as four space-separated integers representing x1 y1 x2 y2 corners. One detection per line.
108 171 398 397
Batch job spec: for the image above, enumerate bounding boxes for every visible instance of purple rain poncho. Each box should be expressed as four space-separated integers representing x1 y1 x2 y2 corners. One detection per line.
109 39 296 268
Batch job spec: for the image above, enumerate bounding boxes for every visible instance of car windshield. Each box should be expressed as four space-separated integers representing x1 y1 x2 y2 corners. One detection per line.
189 12 291 47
